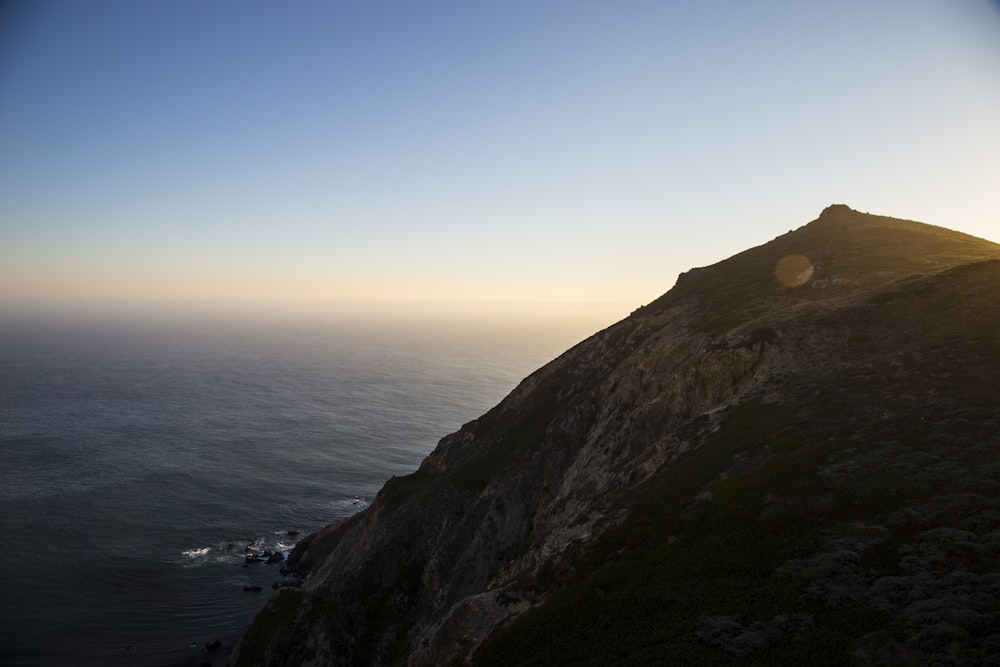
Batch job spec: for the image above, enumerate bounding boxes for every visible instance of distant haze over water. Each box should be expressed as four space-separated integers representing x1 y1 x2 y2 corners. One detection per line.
0 301 620 666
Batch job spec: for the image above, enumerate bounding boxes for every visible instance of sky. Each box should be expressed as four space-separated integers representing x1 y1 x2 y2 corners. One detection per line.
1 0 999 310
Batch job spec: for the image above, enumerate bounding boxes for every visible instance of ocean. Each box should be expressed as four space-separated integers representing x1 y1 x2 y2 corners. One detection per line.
0 301 622 666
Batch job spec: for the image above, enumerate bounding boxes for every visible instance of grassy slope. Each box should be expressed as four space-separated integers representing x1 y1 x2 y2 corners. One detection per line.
231 208 1000 667
473 258 1000 666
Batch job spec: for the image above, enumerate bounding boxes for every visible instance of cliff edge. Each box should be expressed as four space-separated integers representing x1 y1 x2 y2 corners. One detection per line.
229 206 1000 666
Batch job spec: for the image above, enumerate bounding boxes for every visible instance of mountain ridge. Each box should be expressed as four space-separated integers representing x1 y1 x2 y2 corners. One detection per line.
228 206 1000 666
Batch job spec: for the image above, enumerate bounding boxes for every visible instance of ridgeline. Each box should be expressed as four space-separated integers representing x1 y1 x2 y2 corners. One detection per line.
229 206 1000 666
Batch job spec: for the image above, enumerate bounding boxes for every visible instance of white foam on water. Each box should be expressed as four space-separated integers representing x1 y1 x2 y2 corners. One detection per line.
1 307 600 665
181 547 211 558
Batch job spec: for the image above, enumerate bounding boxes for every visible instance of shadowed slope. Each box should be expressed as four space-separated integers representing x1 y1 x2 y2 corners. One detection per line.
228 206 1000 666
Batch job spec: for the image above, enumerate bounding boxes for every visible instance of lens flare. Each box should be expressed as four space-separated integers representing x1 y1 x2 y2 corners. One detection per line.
774 255 814 287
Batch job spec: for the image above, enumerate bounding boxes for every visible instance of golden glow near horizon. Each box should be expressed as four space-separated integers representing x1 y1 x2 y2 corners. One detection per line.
1 2 998 306
0 266 644 305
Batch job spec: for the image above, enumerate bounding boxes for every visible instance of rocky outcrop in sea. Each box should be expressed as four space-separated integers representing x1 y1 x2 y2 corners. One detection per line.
228 206 1000 666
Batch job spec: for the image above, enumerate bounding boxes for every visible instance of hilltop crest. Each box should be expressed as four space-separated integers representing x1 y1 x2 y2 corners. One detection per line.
663 205 999 319
229 208 1000 667
817 202 854 219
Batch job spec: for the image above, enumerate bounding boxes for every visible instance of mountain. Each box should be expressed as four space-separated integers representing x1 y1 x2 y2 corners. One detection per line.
228 205 1000 666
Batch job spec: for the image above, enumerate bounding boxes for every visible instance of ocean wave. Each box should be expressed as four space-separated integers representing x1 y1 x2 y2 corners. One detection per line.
181 547 211 558
181 532 306 563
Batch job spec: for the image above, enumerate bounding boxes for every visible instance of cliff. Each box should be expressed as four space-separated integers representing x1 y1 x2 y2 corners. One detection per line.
229 205 1000 666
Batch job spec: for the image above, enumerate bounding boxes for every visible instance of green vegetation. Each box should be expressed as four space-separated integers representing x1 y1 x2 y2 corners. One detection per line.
379 468 433 513
232 209 1000 667
451 394 558 489
474 403 840 666
655 208 1000 327
925 291 963 312
234 589 305 666
422 232 1000 665
696 310 753 334
475 391 1000 665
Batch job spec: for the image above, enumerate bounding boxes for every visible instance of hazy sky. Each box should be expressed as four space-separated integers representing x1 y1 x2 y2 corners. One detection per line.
2 1 998 307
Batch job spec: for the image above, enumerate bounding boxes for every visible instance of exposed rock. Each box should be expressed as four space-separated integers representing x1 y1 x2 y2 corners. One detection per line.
228 207 1000 666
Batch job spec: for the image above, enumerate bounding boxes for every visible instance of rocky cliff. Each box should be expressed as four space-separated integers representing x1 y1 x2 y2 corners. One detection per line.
229 205 1000 666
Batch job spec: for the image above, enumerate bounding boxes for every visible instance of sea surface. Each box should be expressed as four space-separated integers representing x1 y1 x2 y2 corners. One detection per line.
0 301 622 666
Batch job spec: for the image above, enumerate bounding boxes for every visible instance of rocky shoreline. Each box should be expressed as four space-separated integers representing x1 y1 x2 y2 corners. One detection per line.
179 530 308 666
227 207 1000 666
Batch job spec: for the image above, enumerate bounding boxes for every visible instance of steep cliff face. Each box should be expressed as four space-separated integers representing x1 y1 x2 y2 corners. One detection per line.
229 206 1000 666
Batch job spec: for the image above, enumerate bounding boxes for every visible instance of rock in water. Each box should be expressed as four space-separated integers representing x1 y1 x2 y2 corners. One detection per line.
228 206 1000 667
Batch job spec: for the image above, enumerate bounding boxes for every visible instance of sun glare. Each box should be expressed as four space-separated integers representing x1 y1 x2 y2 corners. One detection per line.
774 254 815 287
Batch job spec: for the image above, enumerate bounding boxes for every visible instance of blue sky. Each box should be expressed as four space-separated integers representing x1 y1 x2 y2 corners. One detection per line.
2 0 998 306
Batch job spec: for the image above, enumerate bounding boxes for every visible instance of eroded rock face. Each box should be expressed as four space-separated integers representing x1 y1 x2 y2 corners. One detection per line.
227 207 1000 667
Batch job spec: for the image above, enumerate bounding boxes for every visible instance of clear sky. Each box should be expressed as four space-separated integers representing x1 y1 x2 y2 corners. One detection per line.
2 0 998 308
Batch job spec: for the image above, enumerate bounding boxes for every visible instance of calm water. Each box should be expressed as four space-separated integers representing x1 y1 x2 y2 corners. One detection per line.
0 302 619 666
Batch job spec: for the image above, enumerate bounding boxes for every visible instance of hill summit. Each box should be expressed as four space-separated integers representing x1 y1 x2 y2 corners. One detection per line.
229 206 1000 666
